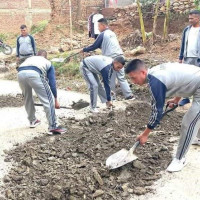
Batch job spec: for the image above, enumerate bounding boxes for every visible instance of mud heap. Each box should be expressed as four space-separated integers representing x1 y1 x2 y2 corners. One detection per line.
0 95 23 108
2 101 183 199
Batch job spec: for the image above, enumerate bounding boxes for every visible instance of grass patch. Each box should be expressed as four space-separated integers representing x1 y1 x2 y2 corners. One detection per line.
53 61 81 78
31 20 49 35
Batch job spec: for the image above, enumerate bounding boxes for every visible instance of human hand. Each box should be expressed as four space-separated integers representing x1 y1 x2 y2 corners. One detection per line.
106 101 113 108
167 97 180 108
136 133 149 145
55 99 60 109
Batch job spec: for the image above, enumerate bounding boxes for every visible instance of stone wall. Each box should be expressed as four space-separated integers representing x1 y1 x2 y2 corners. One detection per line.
160 0 196 13
0 0 51 34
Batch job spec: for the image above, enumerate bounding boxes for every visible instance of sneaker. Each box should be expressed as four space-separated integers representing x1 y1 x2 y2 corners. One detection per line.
166 157 187 172
125 95 135 100
90 108 99 113
30 119 41 128
48 126 67 135
192 137 200 146
179 98 190 106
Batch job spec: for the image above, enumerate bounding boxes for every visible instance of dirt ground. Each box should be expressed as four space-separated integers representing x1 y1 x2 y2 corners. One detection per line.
0 97 184 199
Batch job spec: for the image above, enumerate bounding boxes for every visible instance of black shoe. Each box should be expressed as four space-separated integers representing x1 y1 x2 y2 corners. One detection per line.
125 95 135 100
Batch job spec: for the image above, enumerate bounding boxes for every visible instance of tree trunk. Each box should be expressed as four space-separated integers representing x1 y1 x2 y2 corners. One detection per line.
69 0 73 49
76 0 82 20
163 0 170 40
152 0 160 42
136 0 146 44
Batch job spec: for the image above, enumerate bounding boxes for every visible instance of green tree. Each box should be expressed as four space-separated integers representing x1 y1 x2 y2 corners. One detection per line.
137 0 146 44
163 0 170 39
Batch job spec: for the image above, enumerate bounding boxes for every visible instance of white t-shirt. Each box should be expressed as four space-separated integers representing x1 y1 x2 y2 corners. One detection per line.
92 14 104 35
187 26 200 57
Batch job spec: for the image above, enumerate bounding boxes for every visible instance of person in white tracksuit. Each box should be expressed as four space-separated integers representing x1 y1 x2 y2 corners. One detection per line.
80 55 126 113
125 59 200 172
17 50 67 135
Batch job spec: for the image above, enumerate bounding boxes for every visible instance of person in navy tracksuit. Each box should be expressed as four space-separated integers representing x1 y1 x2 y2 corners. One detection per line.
16 24 36 65
80 55 126 113
125 59 200 172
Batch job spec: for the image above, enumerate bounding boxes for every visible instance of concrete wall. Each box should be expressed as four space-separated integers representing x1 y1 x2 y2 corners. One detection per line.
0 0 51 34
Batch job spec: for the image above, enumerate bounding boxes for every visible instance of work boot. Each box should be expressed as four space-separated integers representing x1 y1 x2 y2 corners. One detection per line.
179 98 190 106
192 137 200 146
166 157 187 172
48 126 67 135
30 119 41 128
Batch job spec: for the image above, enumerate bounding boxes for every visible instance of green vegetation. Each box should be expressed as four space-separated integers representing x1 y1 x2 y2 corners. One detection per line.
31 20 49 35
0 33 9 41
52 61 81 78
194 0 200 9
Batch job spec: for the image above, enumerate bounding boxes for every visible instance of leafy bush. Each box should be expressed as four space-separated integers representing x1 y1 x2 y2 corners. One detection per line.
31 20 49 35
0 33 9 41
52 61 81 78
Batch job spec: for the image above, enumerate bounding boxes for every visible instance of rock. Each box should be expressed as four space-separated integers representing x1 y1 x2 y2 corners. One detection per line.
5 190 14 199
11 175 23 181
92 168 104 186
106 128 114 133
128 188 134 193
51 190 62 199
130 129 136 134
39 179 49 186
3 175 10 183
130 46 146 56
159 145 168 151
93 190 104 198
126 111 131 116
122 183 129 192
89 117 94 124
133 160 146 169
133 187 146 195
118 169 132 182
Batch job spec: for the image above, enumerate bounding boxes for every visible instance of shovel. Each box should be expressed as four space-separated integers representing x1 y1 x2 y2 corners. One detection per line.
34 103 72 109
106 141 140 169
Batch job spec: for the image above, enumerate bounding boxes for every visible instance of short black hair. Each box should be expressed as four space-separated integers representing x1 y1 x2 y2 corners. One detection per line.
98 18 108 25
125 59 145 74
20 24 27 29
189 10 200 16
113 56 126 65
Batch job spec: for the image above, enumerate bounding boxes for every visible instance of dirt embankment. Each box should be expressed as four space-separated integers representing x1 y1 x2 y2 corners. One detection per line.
1 101 183 199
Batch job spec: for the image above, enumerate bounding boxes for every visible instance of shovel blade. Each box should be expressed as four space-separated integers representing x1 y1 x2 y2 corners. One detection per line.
106 148 138 169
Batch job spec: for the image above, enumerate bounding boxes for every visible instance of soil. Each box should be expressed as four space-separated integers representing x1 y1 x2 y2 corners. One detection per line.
1 101 183 200
0 95 23 108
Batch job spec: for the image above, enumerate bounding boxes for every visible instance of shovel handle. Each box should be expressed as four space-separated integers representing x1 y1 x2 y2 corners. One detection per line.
131 141 140 151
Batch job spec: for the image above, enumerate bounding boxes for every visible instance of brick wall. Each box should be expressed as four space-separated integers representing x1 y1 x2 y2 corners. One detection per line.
0 0 51 34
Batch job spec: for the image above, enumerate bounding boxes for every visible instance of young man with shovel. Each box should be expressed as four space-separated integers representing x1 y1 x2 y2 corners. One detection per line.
80 55 126 113
17 50 67 135
125 59 200 172
82 18 133 100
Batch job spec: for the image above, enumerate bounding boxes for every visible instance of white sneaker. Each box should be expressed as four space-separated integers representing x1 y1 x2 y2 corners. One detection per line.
30 119 41 128
166 157 187 172
90 108 99 113
192 137 200 146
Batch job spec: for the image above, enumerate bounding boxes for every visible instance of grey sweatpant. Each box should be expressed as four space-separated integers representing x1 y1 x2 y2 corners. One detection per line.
176 87 200 160
110 68 133 98
80 63 107 109
17 70 57 130
183 57 199 67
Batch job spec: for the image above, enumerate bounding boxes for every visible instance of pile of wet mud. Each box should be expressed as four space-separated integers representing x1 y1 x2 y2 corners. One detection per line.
0 95 23 108
1 101 183 200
